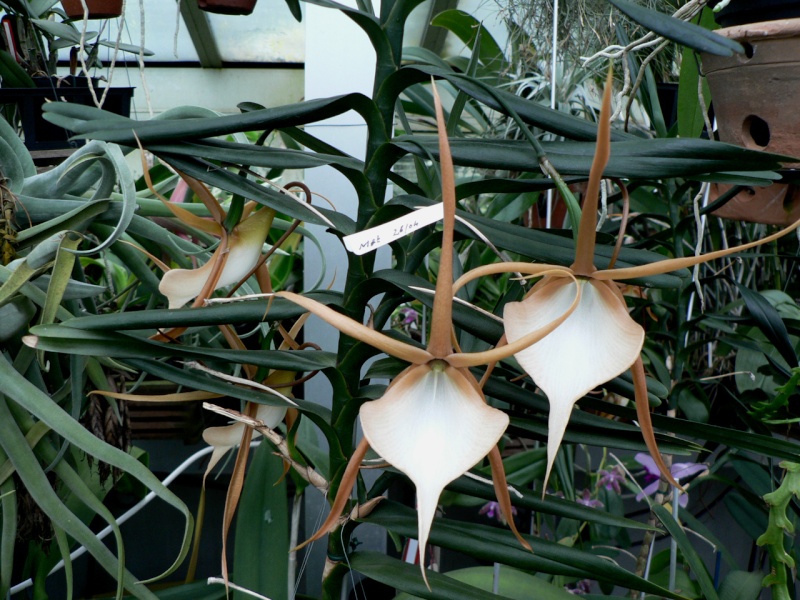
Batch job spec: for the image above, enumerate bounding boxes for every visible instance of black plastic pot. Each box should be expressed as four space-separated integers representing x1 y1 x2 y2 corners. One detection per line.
712 0 800 27
0 76 133 151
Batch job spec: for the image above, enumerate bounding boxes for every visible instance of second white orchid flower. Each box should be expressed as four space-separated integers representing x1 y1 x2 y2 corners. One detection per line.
458 68 800 494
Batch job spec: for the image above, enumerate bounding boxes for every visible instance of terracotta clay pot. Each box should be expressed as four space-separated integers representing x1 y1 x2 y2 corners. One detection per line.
197 0 258 15
702 18 800 224
61 0 123 19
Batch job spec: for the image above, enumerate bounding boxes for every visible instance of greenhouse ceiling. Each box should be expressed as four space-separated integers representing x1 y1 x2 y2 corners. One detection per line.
111 0 461 67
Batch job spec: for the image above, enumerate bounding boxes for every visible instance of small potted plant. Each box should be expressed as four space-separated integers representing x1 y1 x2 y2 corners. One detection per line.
60 0 123 20
0 0 145 150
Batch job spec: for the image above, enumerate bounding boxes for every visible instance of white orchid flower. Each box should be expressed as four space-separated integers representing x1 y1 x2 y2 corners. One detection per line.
281 84 581 585
456 69 800 494
160 206 275 309
202 402 288 477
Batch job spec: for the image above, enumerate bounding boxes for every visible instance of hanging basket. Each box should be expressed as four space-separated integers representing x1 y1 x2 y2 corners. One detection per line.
197 0 258 15
61 0 123 19
702 18 800 224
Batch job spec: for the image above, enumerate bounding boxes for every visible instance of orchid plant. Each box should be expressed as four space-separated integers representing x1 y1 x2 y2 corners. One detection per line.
6 0 800 599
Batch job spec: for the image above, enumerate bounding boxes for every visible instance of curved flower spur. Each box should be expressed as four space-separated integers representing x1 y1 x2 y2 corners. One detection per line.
278 83 582 584
456 68 800 497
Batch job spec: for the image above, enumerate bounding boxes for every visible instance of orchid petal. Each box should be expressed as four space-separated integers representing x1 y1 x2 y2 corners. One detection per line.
634 452 658 477
488 446 531 552
447 270 580 369
159 208 274 308
277 291 434 365
134 135 224 236
632 357 682 491
202 403 287 478
295 437 370 551
636 481 660 503
672 462 707 481
427 81 456 358
504 277 644 489
360 362 508 584
572 66 613 276
593 212 800 282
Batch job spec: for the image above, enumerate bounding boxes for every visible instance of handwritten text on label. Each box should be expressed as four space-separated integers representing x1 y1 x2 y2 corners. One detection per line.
343 204 445 255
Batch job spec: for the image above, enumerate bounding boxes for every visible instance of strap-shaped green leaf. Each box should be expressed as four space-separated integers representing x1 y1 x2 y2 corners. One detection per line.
43 93 384 145
232 443 289 600
38 233 80 342
608 0 742 56
15 198 110 249
652 503 719 600
0 134 25 196
579 393 800 462
384 65 637 142
31 18 96 42
29 324 338 372
0 396 153 599
431 10 505 71
392 137 791 179
44 290 341 330
737 283 798 369
0 477 16 599
0 358 194 585
445 475 657 531
360 501 684 597
52 526 73 600
350 551 516 599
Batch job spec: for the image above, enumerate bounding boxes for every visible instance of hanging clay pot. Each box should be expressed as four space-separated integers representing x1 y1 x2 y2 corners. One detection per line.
701 18 800 225
197 0 258 15
61 0 123 19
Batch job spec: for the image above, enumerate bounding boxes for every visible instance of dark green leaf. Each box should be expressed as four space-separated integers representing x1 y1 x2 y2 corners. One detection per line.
392 136 791 180
608 0 742 56
651 504 718 600
446 475 657 531
29 324 337 371
44 291 341 330
349 551 515 600
233 443 288 600
737 283 798 368
360 501 683 597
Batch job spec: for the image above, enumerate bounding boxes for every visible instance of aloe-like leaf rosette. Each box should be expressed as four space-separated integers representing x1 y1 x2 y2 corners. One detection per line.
457 70 800 493
278 84 580 584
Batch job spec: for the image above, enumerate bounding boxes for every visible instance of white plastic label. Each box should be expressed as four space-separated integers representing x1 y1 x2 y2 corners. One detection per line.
343 203 444 255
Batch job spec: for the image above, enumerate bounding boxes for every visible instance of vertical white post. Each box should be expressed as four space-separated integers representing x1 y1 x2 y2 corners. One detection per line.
545 0 559 229
302 3 385 596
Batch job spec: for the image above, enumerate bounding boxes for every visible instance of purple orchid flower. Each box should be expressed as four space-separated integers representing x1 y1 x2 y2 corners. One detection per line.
479 500 517 525
635 452 707 507
398 307 418 325
576 488 603 509
597 466 625 494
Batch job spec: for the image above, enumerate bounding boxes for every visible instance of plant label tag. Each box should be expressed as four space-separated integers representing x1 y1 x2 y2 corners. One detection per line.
343 203 444 255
